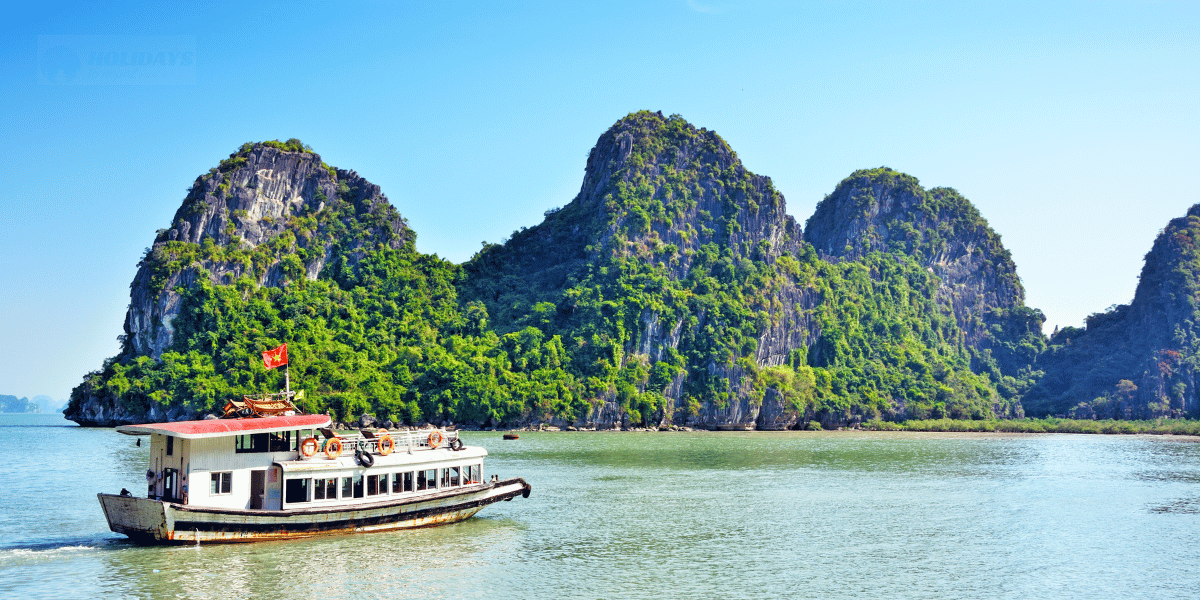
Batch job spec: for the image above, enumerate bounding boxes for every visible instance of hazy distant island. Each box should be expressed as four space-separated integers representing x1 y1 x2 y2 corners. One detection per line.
1 394 60 413
64 112 1200 429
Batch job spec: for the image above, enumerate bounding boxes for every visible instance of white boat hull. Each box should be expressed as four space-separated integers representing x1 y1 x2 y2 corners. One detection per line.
99 478 530 544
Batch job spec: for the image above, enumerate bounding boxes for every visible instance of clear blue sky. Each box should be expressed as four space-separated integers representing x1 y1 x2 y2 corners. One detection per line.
1 1 1196 404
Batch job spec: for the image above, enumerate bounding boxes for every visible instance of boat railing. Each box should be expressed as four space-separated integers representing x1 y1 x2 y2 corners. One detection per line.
303 428 460 460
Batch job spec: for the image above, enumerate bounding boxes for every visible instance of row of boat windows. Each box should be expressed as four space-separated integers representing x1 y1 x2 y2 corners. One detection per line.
235 430 315 453
283 465 482 504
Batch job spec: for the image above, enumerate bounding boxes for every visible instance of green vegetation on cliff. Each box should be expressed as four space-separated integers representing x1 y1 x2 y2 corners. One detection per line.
864 417 1200 435
68 117 1047 428
73 244 590 425
460 112 1021 425
807 167 1046 402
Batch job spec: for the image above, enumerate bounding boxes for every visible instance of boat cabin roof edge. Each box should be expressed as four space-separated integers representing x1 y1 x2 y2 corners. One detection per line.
116 414 332 439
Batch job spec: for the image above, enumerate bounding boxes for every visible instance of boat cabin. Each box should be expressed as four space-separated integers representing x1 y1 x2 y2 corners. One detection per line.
117 415 486 512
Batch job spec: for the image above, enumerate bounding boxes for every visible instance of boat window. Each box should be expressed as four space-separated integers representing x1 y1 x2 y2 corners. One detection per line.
314 478 336 500
285 478 310 504
465 464 480 484
269 430 292 452
393 471 413 493
341 476 353 499
442 466 460 487
354 474 364 498
294 429 313 451
417 469 437 491
166 435 174 456
210 472 232 495
235 433 269 453
367 474 382 496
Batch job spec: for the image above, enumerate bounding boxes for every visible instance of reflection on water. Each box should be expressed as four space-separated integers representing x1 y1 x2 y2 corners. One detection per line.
1 421 1199 600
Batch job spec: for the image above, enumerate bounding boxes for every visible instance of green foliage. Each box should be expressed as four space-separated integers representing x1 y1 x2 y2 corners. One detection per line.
142 143 407 297
863 417 1200 435
70 245 591 426
70 118 1058 429
459 111 1020 426
261 138 314 154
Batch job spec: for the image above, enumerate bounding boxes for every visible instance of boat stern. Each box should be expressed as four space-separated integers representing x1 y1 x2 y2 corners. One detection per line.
97 493 173 543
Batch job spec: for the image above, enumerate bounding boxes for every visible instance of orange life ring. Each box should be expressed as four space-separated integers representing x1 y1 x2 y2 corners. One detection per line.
427 431 444 449
299 437 319 458
324 437 343 459
377 434 395 456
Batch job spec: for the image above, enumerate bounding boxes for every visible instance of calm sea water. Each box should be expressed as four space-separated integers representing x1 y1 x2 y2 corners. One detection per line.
2 413 1198 600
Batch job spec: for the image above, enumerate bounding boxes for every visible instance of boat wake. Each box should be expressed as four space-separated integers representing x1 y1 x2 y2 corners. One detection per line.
0 535 126 563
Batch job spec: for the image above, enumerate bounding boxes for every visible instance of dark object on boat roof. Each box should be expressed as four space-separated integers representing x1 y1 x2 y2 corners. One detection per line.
503 434 519 440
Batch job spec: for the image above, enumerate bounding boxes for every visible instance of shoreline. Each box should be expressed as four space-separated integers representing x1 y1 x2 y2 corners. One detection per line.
468 427 1200 442
58 413 1200 440
463 417 1200 439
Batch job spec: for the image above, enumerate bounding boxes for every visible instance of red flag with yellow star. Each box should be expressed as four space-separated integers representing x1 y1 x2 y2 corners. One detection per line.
262 344 288 370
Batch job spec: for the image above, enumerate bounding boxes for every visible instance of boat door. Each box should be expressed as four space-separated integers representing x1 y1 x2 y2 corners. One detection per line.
250 470 266 509
163 468 179 502
265 465 282 510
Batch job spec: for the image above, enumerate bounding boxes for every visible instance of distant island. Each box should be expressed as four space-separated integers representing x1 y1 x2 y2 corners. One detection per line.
64 113 1200 429
1 394 45 413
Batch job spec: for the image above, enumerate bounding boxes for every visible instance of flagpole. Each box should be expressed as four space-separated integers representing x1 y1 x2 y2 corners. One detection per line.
285 363 291 397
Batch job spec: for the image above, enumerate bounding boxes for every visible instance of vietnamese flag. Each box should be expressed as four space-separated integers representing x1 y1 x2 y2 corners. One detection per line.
262 344 288 370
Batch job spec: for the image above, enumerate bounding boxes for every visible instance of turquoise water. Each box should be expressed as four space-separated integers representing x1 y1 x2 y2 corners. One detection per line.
2 414 1199 599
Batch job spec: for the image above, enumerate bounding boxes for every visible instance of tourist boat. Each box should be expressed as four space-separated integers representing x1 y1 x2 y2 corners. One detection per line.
97 396 531 544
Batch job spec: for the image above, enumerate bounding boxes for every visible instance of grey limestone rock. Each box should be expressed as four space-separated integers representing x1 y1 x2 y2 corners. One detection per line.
123 144 409 361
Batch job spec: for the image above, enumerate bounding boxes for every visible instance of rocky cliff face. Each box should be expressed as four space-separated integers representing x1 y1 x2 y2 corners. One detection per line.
462 111 817 430
1026 204 1200 419
67 120 1043 430
463 113 1022 430
69 141 410 425
125 143 409 360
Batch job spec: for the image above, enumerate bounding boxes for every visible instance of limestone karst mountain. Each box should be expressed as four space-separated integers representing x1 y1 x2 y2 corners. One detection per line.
1026 204 1200 419
68 140 412 425
68 116 1048 429
127 141 409 360
460 112 1035 428
804 167 1045 399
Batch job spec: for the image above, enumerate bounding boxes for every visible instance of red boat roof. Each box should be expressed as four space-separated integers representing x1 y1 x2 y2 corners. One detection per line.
116 414 331 439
